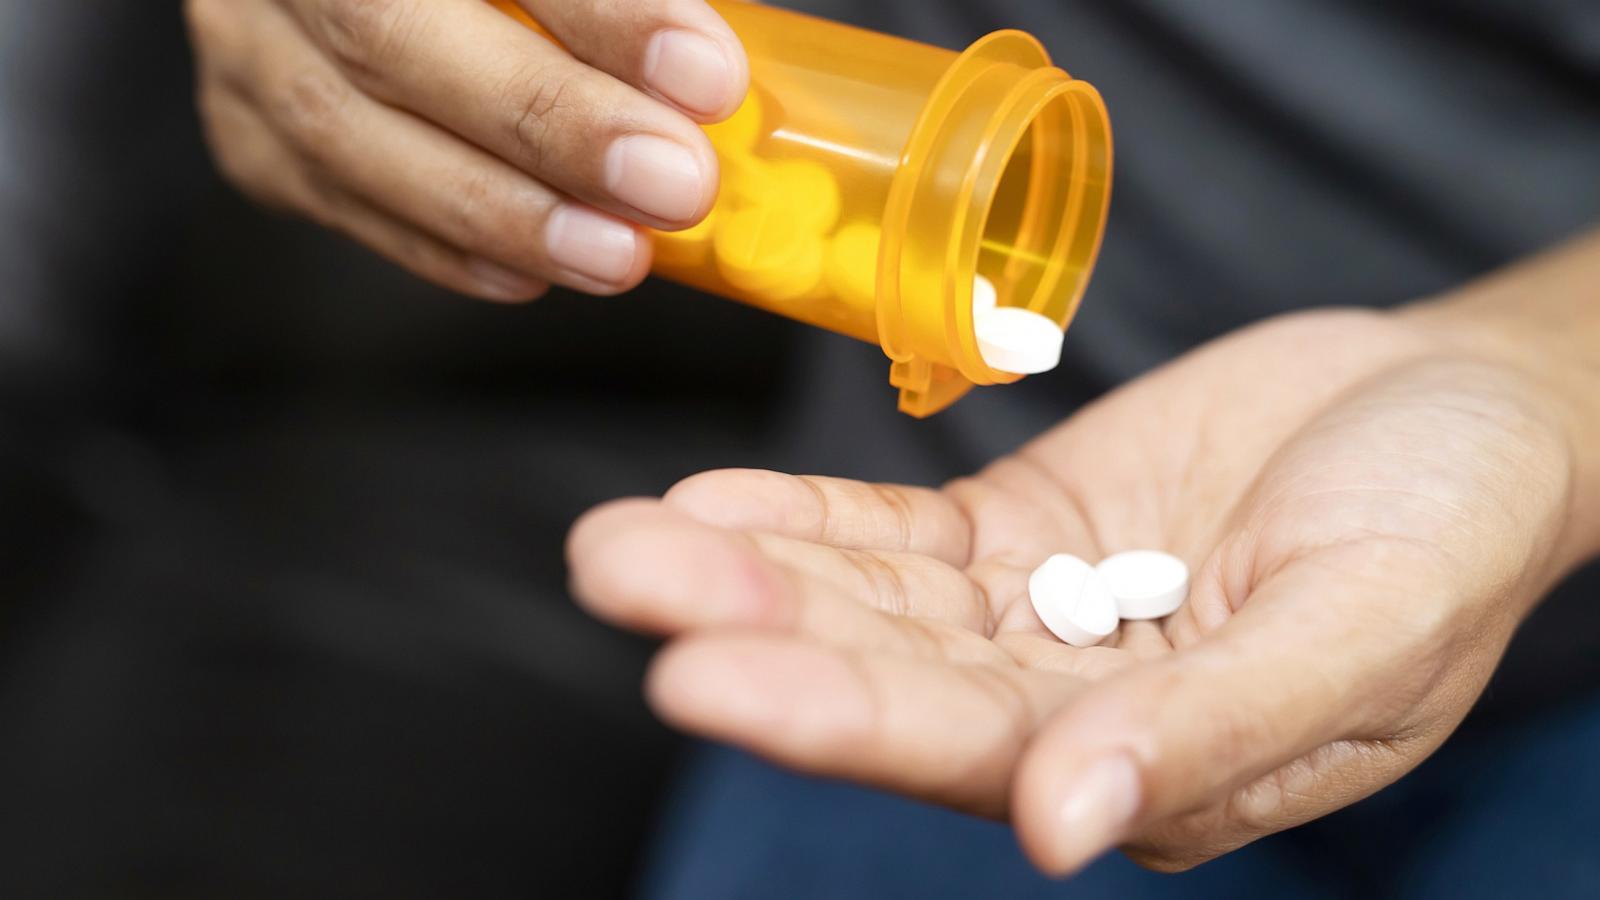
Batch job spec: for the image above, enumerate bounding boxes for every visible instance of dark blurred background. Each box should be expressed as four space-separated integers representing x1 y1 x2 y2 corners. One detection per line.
1 1 1596 898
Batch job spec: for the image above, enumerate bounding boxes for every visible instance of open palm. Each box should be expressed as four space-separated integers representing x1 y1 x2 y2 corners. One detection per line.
568 309 1581 873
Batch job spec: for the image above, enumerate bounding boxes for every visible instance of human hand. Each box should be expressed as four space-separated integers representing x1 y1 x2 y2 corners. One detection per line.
568 300 1598 874
185 0 745 300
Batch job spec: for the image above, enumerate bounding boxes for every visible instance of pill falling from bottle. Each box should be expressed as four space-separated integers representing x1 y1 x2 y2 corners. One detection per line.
1028 554 1119 648
973 275 1063 374
1029 550 1192 645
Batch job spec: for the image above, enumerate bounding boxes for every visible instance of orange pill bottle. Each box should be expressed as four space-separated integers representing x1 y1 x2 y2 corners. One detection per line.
490 0 1111 416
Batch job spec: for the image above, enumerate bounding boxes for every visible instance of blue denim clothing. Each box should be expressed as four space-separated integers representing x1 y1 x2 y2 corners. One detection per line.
642 693 1600 899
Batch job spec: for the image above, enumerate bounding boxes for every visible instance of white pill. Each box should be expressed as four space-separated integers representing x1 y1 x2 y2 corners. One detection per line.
1028 554 1119 648
1096 550 1190 620
972 274 998 315
975 307 1064 374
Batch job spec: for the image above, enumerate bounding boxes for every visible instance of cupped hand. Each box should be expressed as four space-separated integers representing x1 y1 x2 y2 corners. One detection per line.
568 307 1592 874
185 0 746 300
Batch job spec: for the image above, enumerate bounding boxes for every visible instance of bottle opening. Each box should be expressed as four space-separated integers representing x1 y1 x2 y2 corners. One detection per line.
878 30 1112 415
978 81 1112 329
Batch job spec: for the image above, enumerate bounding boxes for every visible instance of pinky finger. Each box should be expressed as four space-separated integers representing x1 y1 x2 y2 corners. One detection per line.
312 185 549 303
202 85 546 303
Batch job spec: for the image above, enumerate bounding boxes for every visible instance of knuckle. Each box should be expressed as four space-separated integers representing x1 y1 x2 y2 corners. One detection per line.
508 66 574 173
1218 772 1293 836
449 172 532 264
272 67 353 158
450 168 498 239
318 0 407 75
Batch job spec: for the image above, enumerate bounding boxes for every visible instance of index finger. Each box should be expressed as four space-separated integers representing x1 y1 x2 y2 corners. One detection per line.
504 0 748 120
664 469 976 567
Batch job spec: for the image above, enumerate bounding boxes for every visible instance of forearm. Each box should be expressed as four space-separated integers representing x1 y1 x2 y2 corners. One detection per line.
1406 227 1600 570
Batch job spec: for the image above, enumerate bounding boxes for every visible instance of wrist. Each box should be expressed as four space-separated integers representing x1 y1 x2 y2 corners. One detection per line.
1401 233 1600 570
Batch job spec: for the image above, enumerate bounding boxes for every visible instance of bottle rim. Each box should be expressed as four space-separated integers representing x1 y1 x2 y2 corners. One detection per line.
878 30 1113 416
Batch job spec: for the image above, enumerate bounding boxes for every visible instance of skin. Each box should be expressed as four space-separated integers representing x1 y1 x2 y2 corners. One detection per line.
185 0 747 301
568 231 1600 875
186 0 1600 874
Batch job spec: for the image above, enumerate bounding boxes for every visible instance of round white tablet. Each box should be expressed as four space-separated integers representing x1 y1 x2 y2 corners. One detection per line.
972 274 998 315
1096 550 1190 620
975 307 1064 375
1027 554 1119 648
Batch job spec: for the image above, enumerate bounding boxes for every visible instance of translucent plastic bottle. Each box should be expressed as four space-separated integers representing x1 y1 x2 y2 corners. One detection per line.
489 0 1111 416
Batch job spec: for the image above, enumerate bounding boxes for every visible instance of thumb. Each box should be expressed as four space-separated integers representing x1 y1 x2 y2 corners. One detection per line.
1011 562 1392 876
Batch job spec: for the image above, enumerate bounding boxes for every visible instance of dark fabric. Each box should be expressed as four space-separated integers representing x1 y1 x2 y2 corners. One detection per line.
0 1 1596 897
643 692 1600 899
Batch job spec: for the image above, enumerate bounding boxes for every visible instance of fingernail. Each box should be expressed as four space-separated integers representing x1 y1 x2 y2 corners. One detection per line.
644 29 736 116
466 257 541 299
1053 754 1143 873
545 205 640 285
604 134 706 223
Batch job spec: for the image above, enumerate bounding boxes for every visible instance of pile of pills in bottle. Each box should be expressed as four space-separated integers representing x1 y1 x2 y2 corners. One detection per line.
651 89 849 302
1027 550 1190 647
654 89 1069 378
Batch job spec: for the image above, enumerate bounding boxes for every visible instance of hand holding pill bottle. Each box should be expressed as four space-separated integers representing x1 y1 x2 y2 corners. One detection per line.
489 0 1112 416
